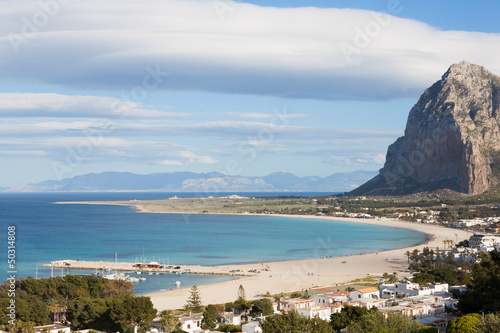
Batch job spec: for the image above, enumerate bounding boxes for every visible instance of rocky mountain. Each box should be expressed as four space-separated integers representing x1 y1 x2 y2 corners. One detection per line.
6 170 377 193
352 61 500 196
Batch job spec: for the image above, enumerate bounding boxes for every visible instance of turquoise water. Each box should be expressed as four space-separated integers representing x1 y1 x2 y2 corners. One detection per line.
0 192 428 294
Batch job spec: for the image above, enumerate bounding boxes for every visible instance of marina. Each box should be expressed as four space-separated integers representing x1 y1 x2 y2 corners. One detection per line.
43 259 259 277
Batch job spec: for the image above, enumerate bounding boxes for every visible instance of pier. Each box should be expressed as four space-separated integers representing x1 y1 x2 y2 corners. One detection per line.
43 259 259 277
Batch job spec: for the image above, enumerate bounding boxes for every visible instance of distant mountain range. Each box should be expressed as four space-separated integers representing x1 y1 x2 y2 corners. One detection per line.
4 170 377 193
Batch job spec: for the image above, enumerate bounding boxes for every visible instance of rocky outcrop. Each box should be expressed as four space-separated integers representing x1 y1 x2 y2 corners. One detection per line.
352 61 500 196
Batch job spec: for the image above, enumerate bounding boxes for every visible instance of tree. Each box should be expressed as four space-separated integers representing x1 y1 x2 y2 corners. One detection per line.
446 313 481 333
477 313 500 333
110 296 157 333
159 310 181 333
418 327 438 333
185 286 204 313
67 297 109 331
217 324 242 332
250 299 274 317
201 305 217 330
458 251 500 314
346 311 423 333
330 305 371 332
261 310 334 333
22 322 35 333
234 285 251 314
405 251 412 264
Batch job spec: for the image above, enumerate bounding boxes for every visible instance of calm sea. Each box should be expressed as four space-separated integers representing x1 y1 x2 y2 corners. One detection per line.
0 192 428 295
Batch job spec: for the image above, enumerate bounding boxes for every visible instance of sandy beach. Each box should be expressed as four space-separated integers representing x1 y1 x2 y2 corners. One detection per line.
146 214 470 311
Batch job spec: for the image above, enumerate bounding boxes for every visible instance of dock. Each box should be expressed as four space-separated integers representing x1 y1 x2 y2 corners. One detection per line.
43 259 259 277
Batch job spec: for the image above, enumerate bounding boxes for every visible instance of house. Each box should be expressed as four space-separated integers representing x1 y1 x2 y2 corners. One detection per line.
330 304 343 314
217 313 241 326
296 305 332 321
278 298 315 311
178 314 203 333
469 233 500 250
349 287 379 300
357 298 386 309
379 281 448 298
35 325 71 333
311 293 347 306
419 315 458 332
242 322 263 333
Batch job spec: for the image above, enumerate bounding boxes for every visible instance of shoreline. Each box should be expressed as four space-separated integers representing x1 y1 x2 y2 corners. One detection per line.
144 215 468 311
56 200 470 311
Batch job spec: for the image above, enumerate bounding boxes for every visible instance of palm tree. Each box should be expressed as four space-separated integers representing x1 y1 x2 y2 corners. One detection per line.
405 251 411 264
23 322 35 333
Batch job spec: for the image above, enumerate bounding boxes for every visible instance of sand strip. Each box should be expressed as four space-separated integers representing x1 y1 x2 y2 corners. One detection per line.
146 215 470 311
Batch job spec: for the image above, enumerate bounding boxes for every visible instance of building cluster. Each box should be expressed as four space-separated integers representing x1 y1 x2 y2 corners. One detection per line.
147 283 458 333
468 233 500 252
434 232 500 264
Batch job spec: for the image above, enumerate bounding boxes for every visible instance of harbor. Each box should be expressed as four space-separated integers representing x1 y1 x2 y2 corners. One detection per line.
43 259 260 277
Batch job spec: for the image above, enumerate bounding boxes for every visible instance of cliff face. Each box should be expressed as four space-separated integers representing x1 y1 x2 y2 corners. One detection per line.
352 61 500 196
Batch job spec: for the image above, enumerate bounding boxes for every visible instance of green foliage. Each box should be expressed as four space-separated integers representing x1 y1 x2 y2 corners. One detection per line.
217 323 242 332
477 313 500 333
413 268 460 286
109 295 157 333
290 292 306 298
234 285 252 314
185 286 204 313
0 275 155 332
250 299 274 317
67 297 113 331
261 310 334 333
458 251 500 314
346 311 423 333
330 305 371 332
224 301 236 312
418 326 439 333
446 313 481 333
159 310 181 333
201 304 217 330
0 275 136 327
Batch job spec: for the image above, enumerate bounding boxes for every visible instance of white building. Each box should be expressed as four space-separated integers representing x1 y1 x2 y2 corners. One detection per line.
242 322 263 333
178 314 203 333
379 281 448 298
35 325 71 333
350 287 379 300
296 305 332 321
311 293 347 306
279 298 315 311
217 313 241 326
469 234 500 250
455 220 487 228
357 298 386 309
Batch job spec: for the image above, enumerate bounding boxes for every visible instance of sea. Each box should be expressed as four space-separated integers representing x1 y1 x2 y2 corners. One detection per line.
0 192 428 295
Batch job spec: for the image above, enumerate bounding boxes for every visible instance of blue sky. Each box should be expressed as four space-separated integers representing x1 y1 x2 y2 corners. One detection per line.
0 0 499 188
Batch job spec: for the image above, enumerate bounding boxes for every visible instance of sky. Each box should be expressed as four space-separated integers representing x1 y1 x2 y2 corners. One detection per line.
0 0 499 188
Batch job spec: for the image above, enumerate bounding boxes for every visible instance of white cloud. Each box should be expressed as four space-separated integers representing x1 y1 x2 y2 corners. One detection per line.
158 151 218 166
1 1 499 100
323 152 386 166
0 135 218 166
237 112 307 120
0 93 189 119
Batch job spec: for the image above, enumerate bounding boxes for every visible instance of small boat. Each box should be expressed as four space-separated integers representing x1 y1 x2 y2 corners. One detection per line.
139 277 146 281
174 281 181 286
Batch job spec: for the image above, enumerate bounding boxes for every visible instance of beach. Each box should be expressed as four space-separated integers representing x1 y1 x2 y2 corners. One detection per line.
146 215 470 311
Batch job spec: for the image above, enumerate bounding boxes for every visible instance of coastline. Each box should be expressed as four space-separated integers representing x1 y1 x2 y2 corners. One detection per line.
144 214 469 311
56 200 470 311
